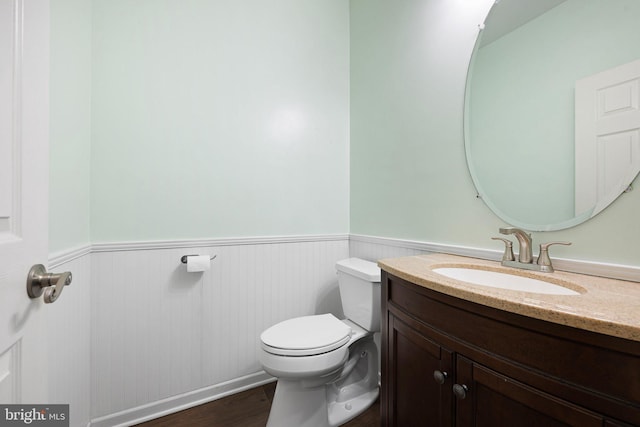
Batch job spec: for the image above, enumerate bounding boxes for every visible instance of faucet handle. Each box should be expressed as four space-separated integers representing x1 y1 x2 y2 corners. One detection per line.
492 237 515 262
537 241 572 271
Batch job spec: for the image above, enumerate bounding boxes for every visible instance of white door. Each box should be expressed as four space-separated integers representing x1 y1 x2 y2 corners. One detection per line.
575 59 640 217
0 0 50 403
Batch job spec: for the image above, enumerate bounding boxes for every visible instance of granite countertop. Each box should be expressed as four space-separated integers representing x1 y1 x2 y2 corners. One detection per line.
378 253 640 342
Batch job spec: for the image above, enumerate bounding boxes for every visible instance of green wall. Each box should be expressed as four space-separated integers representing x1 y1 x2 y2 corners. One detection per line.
349 0 500 244
50 0 640 268
349 0 640 266
49 0 92 253
89 0 350 242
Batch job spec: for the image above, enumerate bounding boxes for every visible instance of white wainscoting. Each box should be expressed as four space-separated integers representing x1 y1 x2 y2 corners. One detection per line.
43 233 639 427
89 236 349 425
47 248 92 427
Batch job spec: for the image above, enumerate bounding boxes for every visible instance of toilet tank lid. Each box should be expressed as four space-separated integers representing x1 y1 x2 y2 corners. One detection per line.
336 258 381 282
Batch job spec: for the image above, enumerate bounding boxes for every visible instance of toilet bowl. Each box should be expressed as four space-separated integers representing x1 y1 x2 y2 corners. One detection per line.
259 258 381 427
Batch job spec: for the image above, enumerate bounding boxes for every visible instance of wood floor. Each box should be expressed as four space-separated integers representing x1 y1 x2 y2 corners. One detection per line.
135 381 380 427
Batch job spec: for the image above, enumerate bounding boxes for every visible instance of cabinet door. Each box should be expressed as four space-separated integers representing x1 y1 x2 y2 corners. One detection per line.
454 356 603 427
386 314 453 427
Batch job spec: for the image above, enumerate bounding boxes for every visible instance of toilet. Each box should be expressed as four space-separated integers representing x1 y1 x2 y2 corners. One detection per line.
259 258 381 427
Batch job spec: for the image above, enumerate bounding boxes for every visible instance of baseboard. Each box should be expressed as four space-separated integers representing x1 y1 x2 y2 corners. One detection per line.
89 371 275 427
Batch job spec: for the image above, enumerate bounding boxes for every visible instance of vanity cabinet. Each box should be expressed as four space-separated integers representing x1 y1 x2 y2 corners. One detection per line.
381 271 640 427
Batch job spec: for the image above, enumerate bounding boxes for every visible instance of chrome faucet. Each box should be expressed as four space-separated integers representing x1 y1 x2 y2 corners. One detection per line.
499 227 532 263
493 227 571 273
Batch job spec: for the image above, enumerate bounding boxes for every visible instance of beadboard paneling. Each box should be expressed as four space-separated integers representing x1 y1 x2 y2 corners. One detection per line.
48 233 638 426
46 253 91 427
90 238 349 422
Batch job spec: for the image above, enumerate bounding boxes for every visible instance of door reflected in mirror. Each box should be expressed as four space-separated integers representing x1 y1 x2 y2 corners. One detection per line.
465 0 640 231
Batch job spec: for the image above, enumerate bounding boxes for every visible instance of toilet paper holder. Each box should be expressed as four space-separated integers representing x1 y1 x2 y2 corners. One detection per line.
180 254 217 264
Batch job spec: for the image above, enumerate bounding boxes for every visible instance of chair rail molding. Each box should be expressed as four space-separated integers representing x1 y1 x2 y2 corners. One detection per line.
49 234 639 283
349 234 640 283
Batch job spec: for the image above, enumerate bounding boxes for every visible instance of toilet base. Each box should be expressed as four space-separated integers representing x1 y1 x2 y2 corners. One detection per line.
328 387 379 426
266 379 330 427
266 336 379 427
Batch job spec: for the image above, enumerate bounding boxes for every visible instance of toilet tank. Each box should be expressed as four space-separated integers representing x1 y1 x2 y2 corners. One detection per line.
335 258 381 332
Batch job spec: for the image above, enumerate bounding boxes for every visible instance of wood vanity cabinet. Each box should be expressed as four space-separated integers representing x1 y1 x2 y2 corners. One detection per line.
380 271 640 427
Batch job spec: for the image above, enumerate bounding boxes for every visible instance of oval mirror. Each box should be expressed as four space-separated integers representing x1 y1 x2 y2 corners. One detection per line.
464 0 640 231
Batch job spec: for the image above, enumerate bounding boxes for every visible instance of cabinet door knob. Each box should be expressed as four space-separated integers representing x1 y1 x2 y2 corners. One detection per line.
453 383 468 399
433 370 448 385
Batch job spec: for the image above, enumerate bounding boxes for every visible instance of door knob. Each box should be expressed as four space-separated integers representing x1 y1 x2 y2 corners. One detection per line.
26 264 72 304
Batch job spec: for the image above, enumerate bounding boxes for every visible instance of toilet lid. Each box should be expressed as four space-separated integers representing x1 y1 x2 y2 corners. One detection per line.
261 314 352 357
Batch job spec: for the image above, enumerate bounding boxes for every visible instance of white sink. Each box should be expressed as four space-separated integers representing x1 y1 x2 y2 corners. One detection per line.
431 267 580 296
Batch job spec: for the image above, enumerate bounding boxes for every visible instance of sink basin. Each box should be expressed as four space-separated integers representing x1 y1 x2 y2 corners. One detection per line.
431 267 580 295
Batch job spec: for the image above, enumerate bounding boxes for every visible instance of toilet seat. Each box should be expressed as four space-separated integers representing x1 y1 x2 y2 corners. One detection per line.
261 314 352 357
